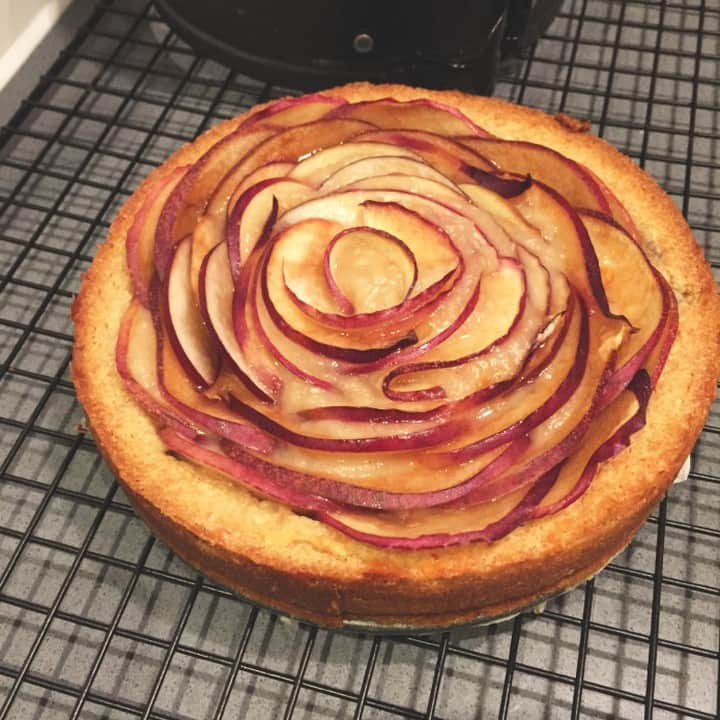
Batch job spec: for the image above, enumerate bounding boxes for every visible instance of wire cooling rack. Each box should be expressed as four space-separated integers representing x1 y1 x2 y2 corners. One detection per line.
0 0 718 717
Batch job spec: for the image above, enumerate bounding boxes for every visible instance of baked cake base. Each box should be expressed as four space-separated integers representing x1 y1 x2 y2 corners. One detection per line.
72 83 720 628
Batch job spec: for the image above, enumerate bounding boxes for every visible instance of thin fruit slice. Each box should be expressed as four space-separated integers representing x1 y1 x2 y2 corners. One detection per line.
164 236 219 389
159 429 338 513
533 370 651 518
154 126 274 280
288 142 422 187
226 177 316 278
221 435 527 509
261 244 421 364
157 299 274 454
116 299 198 438
127 165 188 306
354 129 494 183
581 210 670 404
199 242 280 402
320 155 458 193
460 137 611 213
318 467 557 549
327 97 490 137
322 227 418 315
189 161 295 297
381 258 527 402
238 94 346 130
226 393 465 452
234 118 376 182
451 303 619 506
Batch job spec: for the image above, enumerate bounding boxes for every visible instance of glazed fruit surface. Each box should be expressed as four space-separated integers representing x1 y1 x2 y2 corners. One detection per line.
116 92 677 548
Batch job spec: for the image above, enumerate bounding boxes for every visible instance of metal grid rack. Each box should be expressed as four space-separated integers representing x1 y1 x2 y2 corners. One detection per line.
0 0 718 717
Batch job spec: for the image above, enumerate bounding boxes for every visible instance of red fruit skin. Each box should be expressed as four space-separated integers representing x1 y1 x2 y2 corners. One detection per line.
226 392 466 453
115 300 199 439
532 370 652 519
163 236 221 390
325 97 492 138
150 279 275 455
259 243 420 365
154 126 275 282
461 137 612 214
198 243 280 403
126 165 188 307
219 434 526 511
319 465 558 550
159 428 337 513
238 94 348 130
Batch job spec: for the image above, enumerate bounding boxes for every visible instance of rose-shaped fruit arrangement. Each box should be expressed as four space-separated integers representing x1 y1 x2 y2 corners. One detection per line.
114 92 677 549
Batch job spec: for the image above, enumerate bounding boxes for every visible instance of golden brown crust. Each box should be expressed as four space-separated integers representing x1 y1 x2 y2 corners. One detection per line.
72 82 720 628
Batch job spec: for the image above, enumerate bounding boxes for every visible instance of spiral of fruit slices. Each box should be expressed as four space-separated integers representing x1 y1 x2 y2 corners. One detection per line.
117 94 677 549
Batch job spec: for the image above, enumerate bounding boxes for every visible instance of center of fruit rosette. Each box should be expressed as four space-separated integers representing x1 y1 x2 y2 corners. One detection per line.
118 92 678 549
321 226 418 316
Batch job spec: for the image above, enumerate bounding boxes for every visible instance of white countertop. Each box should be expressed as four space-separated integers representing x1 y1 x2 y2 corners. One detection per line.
0 0 93 126
0 0 73 91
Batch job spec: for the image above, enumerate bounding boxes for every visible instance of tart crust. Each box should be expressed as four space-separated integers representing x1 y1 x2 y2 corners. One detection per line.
72 83 720 628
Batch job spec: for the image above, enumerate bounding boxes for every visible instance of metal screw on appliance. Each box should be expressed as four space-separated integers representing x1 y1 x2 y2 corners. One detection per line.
353 33 374 53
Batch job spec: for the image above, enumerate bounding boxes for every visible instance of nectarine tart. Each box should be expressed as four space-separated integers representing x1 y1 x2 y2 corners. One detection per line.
72 83 720 628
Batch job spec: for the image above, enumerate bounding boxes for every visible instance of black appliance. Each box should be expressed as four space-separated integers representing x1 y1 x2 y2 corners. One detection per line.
155 0 562 94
